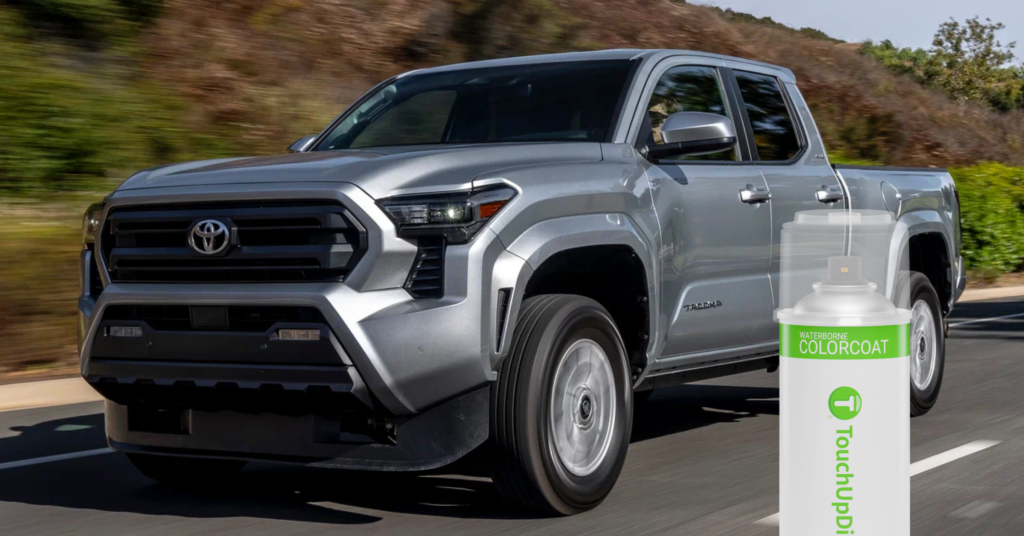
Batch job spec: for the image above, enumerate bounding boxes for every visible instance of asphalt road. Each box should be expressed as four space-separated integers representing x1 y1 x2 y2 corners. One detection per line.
1 297 1022 535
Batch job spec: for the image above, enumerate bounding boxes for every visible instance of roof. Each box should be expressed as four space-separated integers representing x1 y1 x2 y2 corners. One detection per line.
404 49 796 83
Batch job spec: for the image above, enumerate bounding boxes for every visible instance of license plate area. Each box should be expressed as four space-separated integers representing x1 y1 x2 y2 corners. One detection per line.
190 306 228 330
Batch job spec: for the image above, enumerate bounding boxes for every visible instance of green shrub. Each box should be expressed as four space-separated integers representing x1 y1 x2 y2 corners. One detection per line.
951 163 1024 272
0 6 232 193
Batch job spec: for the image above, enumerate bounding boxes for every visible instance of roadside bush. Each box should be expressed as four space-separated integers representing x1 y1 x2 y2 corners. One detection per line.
0 6 234 193
951 163 1024 272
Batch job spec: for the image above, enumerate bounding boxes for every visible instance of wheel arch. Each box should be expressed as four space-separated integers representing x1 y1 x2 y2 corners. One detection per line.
493 214 658 381
894 211 955 315
901 224 953 316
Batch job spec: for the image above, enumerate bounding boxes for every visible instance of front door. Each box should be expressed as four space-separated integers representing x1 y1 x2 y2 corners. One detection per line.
638 64 776 363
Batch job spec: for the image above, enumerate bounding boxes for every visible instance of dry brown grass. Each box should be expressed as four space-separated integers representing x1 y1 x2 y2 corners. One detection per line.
129 0 1024 167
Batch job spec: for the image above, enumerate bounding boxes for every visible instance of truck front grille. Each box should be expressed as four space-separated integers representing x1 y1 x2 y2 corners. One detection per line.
101 202 366 283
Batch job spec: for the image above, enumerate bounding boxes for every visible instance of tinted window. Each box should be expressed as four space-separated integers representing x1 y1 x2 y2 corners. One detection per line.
644 66 736 162
314 60 634 150
734 71 801 161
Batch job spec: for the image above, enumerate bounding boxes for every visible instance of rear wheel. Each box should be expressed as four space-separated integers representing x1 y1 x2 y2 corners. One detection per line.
490 295 632 515
905 273 945 417
127 453 247 485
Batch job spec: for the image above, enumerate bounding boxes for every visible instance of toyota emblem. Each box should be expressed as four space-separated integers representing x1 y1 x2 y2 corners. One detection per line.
188 220 230 255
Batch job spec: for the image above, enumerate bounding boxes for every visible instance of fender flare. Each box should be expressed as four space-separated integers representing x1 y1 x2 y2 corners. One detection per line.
488 213 660 377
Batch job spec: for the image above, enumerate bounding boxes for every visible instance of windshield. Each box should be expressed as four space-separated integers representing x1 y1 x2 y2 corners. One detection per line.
313 60 635 151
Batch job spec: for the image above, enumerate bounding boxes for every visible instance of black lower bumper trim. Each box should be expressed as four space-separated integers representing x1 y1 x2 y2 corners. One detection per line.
107 384 490 472
86 358 371 414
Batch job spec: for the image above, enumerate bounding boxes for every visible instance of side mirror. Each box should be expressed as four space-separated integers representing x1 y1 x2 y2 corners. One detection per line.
288 135 318 153
646 112 737 160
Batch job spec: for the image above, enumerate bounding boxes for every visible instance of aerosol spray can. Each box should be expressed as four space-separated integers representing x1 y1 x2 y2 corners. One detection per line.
777 256 911 536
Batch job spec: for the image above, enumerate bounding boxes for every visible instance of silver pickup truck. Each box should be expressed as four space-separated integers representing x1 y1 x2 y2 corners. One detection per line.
78 49 963 515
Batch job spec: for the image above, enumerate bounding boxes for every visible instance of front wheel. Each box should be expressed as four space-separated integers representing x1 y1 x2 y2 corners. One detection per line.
490 295 632 515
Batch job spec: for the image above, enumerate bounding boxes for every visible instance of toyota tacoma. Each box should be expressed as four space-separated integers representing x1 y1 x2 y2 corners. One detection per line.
78 49 963 515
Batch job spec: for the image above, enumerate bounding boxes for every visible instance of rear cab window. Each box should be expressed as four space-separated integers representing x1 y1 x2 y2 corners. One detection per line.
733 71 802 161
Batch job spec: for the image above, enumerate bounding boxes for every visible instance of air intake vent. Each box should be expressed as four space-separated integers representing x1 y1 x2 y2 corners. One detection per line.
496 288 512 350
405 238 445 299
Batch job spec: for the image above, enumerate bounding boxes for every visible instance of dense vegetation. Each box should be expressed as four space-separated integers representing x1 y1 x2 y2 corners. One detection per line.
861 18 1023 112
0 0 1022 374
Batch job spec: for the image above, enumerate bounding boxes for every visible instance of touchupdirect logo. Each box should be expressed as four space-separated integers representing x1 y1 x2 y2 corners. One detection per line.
831 386 860 535
829 386 862 420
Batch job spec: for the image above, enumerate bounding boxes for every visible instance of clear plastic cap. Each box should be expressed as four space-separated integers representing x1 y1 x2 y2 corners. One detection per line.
776 210 909 319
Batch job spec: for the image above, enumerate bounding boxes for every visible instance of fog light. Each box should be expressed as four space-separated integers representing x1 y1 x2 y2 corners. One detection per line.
108 326 143 338
277 329 320 341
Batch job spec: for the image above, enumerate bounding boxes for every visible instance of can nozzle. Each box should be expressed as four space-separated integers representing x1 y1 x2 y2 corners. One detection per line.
827 256 865 285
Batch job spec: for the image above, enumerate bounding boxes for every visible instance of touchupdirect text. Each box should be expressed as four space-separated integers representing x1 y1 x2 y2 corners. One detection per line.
834 425 854 534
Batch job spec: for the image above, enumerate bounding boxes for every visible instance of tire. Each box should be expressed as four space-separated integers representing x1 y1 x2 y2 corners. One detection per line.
490 295 633 515
905 273 945 417
127 453 247 485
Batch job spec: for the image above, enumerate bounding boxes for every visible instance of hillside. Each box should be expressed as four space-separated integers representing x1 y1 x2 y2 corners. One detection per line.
3 0 1024 191
137 0 1024 167
1 0 1023 377
553 0 1024 166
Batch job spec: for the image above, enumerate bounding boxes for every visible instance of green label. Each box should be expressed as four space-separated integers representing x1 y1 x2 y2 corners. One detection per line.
780 324 910 359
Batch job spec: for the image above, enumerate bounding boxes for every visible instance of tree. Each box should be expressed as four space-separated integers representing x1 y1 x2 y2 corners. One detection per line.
928 17 1016 103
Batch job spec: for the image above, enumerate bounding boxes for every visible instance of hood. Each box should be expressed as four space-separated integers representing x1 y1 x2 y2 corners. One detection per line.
117 143 603 199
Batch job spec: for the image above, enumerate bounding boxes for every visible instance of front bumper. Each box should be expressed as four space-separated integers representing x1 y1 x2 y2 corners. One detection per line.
77 182 529 468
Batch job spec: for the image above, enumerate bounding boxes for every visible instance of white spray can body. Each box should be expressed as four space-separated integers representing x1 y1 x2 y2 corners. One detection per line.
777 257 911 536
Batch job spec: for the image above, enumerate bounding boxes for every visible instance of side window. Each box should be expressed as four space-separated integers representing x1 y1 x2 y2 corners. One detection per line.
350 90 456 148
645 66 736 162
734 71 801 161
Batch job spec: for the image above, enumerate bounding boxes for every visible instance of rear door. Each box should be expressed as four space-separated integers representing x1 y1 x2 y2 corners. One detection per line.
728 69 847 310
636 61 777 364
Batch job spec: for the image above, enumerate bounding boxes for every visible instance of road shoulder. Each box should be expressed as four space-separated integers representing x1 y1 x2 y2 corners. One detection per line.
0 378 102 413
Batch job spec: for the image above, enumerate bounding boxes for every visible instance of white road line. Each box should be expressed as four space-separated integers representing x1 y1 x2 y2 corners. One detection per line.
754 440 1001 527
948 312 1024 328
0 448 113 471
909 440 1000 476
950 500 1000 520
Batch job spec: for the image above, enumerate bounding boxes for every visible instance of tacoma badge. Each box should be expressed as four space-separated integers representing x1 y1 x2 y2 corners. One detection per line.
683 300 722 312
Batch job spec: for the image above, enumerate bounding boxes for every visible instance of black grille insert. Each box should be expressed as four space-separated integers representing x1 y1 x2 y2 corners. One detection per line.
86 245 104 298
405 238 445 299
102 202 366 283
103 305 328 332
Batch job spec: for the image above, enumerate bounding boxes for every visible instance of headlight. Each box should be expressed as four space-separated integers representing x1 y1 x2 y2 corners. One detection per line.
82 201 105 247
378 186 516 244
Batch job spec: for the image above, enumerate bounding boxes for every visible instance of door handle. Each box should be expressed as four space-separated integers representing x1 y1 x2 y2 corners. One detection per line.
816 185 844 203
740 185 771 204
